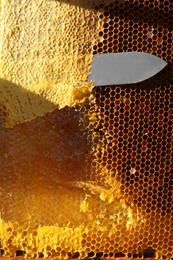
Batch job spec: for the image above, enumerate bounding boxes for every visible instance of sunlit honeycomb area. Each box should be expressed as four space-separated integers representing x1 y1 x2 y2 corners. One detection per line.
0 0 173 259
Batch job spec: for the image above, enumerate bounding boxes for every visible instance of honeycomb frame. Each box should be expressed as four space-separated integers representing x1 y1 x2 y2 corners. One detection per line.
0 0 173 259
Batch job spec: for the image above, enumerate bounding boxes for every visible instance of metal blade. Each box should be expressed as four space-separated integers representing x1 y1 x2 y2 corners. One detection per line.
88 52 167 86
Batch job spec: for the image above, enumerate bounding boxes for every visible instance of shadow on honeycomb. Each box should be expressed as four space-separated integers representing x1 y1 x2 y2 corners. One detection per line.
0 77 146 259
57 0 172 32
0 69 173 259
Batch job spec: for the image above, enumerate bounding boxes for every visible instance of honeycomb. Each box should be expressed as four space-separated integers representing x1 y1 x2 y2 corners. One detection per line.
0 0 173 259
0 0 99 126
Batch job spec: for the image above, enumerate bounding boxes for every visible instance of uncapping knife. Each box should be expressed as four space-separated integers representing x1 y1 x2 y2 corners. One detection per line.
88 52 167 86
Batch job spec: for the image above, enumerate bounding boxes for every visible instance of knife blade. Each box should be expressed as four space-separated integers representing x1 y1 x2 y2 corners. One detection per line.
88 52 167 86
